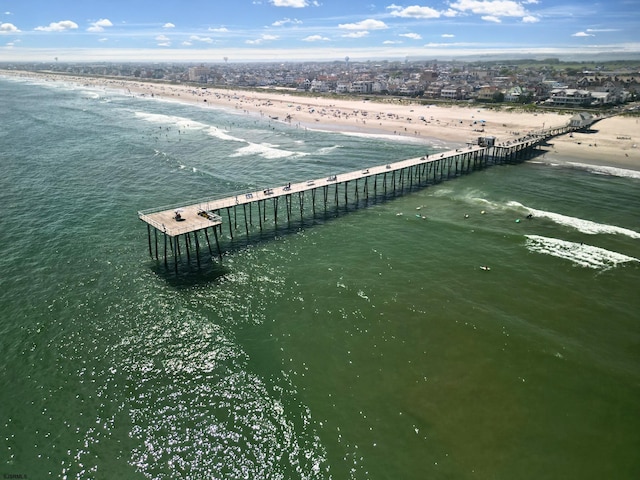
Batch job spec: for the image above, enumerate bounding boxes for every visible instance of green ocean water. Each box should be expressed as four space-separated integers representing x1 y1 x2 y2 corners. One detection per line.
1 76 639 479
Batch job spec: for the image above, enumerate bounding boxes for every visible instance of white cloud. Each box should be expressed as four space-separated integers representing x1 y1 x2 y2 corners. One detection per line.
572 31 594 37
450 0 527 17
182 41 192 46
156 34 171 46
190 35 214 43
98 37 108 43
0 22 20 33
163 23 175 29
424 42 456 47
441 33 455 38
338 19 388 30
35 20 78 32
87 18 113 33
302 34 329 42
342 31 369 38
383 40 402 44
246 33 280 45
272 17 302 26
450 0 538 22
586 28 619 32
388 5 442 19
270 0 308 7
208 27 229 33
400 33 422 40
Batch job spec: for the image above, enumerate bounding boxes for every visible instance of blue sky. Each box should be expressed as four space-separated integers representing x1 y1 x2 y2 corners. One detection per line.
1 0 638 62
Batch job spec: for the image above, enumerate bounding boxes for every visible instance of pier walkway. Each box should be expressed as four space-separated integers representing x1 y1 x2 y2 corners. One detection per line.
139 143 488 237
138 117 597 270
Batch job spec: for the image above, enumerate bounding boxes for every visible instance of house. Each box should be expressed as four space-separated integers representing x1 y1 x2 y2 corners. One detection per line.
504 86 524 103
546 88 592 106
424 84 443 99
440 86 465 100
476 85 499 102
570 112 595 129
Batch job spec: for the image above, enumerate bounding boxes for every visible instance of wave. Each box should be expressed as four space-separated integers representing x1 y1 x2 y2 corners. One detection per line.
135 111 249 143
566 162 640 180
134 111 208 130
205 126 246 143
316 144 343 155
508 201 640 239
525 235 639 269
230 142 307 160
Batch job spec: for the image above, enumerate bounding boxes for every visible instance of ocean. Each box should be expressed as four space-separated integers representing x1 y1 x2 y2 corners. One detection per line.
1 75 638 479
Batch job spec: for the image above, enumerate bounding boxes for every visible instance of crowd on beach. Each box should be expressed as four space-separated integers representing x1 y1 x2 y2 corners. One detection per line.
3 69 638 170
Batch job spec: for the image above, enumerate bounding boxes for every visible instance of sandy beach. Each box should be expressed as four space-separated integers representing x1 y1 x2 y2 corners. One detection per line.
3 69 639 171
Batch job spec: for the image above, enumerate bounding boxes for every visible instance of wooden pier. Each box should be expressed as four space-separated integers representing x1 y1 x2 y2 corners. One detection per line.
138 120 589 271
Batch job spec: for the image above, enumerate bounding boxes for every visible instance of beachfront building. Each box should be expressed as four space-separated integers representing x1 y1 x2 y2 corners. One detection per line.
570 112 595 128
504 86 524 102
546 88 592 106
350 81 374 94
440 86 465 100
188 66 210 83
424 83 443 99
310 79 331 93
476 85 500 102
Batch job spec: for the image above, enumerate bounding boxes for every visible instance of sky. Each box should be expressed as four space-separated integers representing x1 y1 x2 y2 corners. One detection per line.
1 0 639 63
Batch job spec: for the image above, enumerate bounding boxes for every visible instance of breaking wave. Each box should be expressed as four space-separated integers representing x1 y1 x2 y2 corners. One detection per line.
525 235 639 269
508 201 640 239
566 162 640 180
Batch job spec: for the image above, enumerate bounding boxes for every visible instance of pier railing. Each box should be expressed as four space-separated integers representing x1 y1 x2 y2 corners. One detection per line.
139 113 607 270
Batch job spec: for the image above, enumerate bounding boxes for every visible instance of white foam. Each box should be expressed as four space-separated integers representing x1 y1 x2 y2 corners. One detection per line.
230 142 306 160
508 201 640 239
317 145 343 155
134 111 208 131
567 162 640 180
525 235 639 269
205 126 246 143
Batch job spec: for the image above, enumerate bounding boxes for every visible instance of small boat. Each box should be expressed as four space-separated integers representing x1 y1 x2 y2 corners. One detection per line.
480 265 491 271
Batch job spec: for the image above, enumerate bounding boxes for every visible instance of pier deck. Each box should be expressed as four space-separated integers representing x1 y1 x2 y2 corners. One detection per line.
139 144 487 237
138 116 603 270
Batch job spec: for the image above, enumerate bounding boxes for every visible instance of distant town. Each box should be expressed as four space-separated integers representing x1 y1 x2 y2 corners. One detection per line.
3 59 639 109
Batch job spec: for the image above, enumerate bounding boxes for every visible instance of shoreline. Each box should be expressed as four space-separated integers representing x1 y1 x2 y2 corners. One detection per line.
2 69 639 172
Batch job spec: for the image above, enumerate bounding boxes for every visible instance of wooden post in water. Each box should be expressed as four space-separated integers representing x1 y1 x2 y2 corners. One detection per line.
212 226 222 260
273 197 278 226
203 227 213 256
243 204 249 236
298 191 304 221
226 208 233 239
173 237 179 273
164 232 168 267
147 224 153 258
194 232 201 267
185 233 191 262
154 228 158 260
